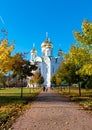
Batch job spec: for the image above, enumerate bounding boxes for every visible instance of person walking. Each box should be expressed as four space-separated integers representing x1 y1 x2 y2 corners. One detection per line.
43 86 45 92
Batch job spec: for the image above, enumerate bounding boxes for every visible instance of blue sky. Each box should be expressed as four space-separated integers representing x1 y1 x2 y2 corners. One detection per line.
0 0 92 59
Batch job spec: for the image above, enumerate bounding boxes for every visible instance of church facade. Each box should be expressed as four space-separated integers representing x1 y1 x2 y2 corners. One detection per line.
30 35 63 87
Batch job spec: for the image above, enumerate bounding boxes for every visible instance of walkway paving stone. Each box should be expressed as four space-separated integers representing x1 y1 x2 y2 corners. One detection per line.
11 89 92 130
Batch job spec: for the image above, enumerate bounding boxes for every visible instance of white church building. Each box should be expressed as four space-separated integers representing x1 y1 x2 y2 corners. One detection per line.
30 34 63 87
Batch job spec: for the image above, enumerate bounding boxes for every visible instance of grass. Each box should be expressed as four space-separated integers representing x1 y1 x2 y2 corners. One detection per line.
0 87 42 130
54 87 92 111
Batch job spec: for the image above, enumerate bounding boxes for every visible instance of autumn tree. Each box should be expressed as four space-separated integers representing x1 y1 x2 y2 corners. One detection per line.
11 53 37 97
0 39 15 87
73 20 92 89
30 71 44 87
51 75 56 87
74 20 92 76
0 39 14 77
51 20 92 94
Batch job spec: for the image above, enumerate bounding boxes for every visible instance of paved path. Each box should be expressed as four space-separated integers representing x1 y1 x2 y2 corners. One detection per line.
11 89 92 130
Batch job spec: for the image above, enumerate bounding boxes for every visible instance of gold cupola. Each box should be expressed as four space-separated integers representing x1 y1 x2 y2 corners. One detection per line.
58 49 63 56
45 39 53 48
41 37 48 48
31 43 37 54
41 32 53 49
31 48 37 54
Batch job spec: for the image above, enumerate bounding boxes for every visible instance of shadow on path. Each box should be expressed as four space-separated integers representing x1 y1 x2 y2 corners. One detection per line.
35 90 70 103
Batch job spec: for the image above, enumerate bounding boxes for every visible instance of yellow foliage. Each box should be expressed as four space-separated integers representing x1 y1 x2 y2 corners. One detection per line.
78 64 92 76
0 39 14 74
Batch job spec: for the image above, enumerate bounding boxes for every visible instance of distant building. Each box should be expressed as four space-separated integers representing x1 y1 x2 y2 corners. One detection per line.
30 34 63 87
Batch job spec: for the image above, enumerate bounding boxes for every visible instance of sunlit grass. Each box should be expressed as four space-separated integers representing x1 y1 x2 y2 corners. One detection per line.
0 87 42 129
55 87 92 97
54 87 92 111
0 87 39 94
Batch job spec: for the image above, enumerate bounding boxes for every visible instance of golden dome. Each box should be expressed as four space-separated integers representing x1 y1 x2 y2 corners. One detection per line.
46 41 53 48
41 38 53 48
31 48 37 54
41 42 47 48
58 49 62 55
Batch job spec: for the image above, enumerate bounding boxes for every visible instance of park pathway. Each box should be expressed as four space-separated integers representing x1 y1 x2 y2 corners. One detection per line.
11 89 92 130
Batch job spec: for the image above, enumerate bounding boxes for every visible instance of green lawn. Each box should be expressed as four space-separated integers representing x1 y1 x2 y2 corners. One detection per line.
55 87 92 96
0 87 42 130
0 87 38 94
54 87 92 111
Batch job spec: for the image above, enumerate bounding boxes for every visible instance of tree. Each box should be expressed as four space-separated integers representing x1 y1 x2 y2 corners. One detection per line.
0 39 14 78
73 20 92 90
51 20 92 94
0 39 15 87
74 20 92 76
51 75 56 87
12 53 37 97
30 71 44 87
57 60 79 93
52 47 83 94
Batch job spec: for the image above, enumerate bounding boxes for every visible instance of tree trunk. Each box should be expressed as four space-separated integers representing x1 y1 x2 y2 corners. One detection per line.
20 79 23 98
69 84 71 94
78 82 81 96
60 86 62 91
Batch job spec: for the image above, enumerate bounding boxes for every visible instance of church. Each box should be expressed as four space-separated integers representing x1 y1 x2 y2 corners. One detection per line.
30 34 63 87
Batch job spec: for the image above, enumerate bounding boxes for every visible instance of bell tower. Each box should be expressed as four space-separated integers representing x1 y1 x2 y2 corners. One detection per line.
41 32 53 57
30 43 37 61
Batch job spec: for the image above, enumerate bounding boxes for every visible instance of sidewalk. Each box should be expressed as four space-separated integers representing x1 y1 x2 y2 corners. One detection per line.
11 88 92 130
